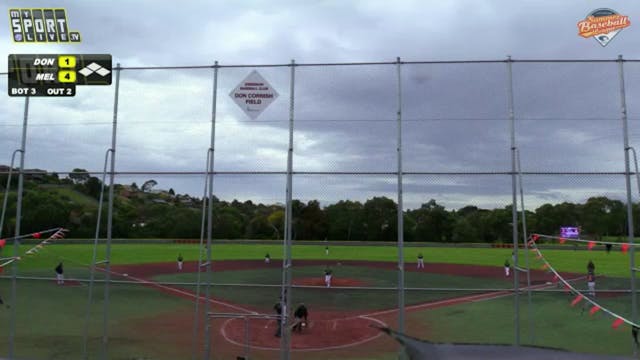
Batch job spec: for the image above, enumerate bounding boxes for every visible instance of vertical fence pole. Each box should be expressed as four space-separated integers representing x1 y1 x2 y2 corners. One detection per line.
203 61 219 359
280 59 296 360
101 62 121 360
0 150 21 240
8 96 29 359
516 149 534 344
396 57 405 337
82 147 112 359
192 148 211 360
618 54 637 355
506 56 520 346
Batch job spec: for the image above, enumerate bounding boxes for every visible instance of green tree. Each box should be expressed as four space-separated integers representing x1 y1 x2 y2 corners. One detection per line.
363 197 397 241
267 209 284 240
325 200 366 240
141 179 158 193
85 177 103 199
69 168 90 184
410 199 453 242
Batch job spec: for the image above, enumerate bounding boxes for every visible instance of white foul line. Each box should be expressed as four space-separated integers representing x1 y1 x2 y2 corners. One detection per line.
104 268 257 315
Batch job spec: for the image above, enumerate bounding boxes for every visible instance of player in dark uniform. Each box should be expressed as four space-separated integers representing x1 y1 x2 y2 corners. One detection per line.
292 303 308 332
273 299 283 337
265 253 271 264
587 260 595 275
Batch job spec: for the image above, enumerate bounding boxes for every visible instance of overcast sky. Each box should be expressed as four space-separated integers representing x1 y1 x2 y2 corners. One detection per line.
1 0 640 210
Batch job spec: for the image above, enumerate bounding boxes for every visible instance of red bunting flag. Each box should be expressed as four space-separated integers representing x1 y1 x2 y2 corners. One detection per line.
564 284 571 293
570 294 583 307
531 234 539 242
612 318 625 329
589 305 601 316
621 243 629 253
33 232 41 239
587 241 595 250
0 239 5 248
559 237 566 244
552 274 559 282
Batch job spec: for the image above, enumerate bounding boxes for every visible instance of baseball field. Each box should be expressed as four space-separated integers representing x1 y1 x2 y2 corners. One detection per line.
0 242 637 359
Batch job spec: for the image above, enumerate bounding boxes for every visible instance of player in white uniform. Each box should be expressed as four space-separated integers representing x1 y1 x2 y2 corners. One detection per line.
324 267 332 288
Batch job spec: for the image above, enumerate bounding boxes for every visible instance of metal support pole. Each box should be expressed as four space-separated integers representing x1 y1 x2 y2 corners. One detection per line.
396 57 405 336
101 63 121 360
82 148 112 359
203 61 219 360
506 56 520 346
0 150 22 239
8 96 29 359
628 147 640 196
192 149 212 360
280 59 295 360
516 149 534 344
618 54 637 355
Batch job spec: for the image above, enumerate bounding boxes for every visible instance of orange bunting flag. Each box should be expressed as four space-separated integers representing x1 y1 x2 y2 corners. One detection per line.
541 263 549 270
589 305 601 316
536 254 543 260
622 243 629 253
570 294 583 307
33 232 41 239
587 241 596 250
612 318 625 329
0 239 5 248
559 237 566 244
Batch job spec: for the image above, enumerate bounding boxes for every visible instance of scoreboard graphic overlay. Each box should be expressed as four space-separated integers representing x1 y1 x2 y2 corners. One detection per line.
8 54 112 97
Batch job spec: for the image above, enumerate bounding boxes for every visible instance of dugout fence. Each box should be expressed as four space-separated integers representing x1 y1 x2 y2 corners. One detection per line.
1 57 640 359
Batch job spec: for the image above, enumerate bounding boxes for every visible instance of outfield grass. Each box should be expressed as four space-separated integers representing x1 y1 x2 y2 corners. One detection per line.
413 292 635 357
0 277 193 360
7 242 638 278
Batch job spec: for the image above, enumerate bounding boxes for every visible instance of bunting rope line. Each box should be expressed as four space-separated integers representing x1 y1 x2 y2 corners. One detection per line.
527 234 640 330
0 227 68 268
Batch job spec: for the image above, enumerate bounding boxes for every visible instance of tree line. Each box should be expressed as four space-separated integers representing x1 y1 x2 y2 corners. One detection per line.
0 169 636 242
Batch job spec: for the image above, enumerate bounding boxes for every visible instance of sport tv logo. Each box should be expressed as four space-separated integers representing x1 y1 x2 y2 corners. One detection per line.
9 8 81 43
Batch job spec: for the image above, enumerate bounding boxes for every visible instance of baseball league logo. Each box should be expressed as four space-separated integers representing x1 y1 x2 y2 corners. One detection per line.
577 8 630 47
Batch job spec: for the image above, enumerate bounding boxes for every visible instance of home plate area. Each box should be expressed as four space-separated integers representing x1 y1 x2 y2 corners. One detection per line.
221 313 384 350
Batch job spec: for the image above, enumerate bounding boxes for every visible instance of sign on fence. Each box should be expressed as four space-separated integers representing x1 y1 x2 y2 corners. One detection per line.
229 70 279 120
